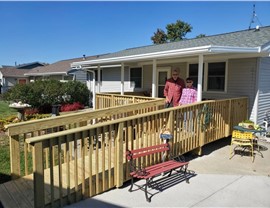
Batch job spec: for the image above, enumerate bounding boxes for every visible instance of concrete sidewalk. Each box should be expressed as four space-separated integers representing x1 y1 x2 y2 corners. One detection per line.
65 138 270 207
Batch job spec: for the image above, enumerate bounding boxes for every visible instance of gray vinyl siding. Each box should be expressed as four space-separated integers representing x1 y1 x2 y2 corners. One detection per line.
97 67 135 92
2 77 18 93
257 57 270 124
202 58 257 119
228 58 258 120
74 70 87 84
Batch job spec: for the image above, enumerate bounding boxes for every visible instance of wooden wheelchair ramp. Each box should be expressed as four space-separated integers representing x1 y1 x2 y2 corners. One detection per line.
0 152 116 208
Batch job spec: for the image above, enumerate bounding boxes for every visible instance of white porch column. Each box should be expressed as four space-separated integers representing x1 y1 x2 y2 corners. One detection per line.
121 63 124 95
152 59 157 97
197 54 203 102
97 65 101 93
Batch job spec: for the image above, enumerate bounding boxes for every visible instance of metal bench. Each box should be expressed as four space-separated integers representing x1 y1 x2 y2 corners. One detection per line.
126 143 189 202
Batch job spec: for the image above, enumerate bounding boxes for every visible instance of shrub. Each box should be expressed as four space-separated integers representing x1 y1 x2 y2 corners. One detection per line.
3 80 90 113
60 102 84 112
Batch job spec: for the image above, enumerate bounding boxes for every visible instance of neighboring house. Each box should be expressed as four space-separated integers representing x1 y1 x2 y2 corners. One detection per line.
0 62 47 93
24 55 104 89
71 26 270 125
0 56 104 94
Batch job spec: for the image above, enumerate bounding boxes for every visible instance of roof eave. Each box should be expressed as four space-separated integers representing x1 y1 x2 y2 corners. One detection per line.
71 45 213 67
71 45 263 67
24 72 68 76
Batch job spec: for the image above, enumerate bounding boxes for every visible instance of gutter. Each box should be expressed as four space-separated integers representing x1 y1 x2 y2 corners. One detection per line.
71 45 262 67
24 72 68 76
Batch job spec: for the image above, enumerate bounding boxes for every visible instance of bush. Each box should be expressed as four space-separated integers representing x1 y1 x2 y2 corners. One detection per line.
60 102 84 112
3 80 90 113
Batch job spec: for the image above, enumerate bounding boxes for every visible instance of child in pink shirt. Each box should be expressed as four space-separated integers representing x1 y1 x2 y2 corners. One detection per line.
179 77 197 105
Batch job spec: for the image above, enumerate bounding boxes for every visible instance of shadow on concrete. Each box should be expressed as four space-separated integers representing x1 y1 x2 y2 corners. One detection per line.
184 137 231 162
122 169 196 202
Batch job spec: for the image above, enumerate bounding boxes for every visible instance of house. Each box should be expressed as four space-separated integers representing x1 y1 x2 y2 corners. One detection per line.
0 56 105 94
71 26 270 125
0 62 47 93
24 55 105 89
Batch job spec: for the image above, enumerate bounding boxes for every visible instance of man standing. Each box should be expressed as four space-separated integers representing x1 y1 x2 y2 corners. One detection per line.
164 68 185 107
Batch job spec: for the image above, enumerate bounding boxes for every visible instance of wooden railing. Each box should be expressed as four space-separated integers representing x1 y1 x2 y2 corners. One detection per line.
5 96 248 207
95 93 157 109
5 95 164 179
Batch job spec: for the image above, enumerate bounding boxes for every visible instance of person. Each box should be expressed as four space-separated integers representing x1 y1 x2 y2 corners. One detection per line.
179 77 197 131
179 77 197 105
163 68 185 107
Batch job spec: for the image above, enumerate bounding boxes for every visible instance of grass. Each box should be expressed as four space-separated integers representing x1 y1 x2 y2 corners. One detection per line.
0 101 20 183
0 133 34 184
0 134 11 183
0 100 17 119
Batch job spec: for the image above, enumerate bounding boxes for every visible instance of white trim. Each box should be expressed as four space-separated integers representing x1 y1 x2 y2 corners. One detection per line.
152 59 157 97
121 63 124 95
24 72 67 76
209 46 260 53
71 45 261 67
157 67 171 98
188 59 228 93
81 64 121 69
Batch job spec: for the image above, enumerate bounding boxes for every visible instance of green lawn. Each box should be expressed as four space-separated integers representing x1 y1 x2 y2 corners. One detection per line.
0 101 16 183
0 101 17 119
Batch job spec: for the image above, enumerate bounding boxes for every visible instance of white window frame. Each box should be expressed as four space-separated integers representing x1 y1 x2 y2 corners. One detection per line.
188 60 228 93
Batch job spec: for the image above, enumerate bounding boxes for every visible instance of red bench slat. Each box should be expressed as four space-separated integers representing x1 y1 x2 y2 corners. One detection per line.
126 143 189 202
127 143 169 160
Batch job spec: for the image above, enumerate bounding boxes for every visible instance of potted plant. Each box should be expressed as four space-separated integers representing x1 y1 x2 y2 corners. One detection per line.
238 120 255 129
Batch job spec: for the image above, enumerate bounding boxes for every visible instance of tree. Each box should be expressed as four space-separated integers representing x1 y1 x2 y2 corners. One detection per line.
151 19 192 44
166 20 192 42
196 34 206 38
151 28 167 44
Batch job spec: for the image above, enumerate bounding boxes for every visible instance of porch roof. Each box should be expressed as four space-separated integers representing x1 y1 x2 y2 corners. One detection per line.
72 26 270 67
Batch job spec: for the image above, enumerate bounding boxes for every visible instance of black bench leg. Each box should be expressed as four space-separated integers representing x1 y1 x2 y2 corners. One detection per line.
184 165 189 183
129 177 134 192
145 179 151 202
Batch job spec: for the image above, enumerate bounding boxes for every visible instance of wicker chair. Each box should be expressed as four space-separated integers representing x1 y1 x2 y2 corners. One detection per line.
229 130 255 162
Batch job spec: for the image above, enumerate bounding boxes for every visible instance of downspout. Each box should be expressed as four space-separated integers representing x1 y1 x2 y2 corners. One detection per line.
253 58 261 123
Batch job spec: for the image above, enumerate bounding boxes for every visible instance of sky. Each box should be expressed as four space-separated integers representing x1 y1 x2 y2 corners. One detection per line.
1 1 270 66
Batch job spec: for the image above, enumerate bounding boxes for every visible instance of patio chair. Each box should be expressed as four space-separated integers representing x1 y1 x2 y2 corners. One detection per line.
229 130 255 162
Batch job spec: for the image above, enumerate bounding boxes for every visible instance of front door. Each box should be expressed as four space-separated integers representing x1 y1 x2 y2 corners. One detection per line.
157 67 171 98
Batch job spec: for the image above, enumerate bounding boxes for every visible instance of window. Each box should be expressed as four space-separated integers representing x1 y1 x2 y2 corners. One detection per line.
130 67 142 88
189 61 226 92
88 70 102 81
94 70 102 81
189 63 204 87
207 62 225 91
